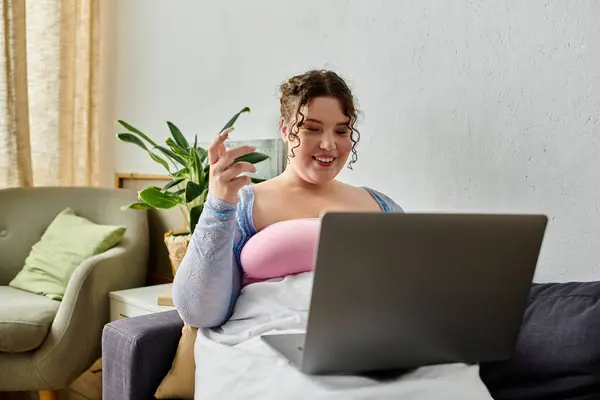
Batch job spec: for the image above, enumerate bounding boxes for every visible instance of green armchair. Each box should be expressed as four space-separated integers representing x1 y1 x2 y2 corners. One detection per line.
0 187 149 397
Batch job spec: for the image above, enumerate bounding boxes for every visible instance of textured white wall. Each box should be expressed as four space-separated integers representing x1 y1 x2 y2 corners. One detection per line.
111 0 600 282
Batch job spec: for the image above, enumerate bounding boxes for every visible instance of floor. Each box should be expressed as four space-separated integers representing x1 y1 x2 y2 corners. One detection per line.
0 358 102 400
0 392 37 400
0 389 91 400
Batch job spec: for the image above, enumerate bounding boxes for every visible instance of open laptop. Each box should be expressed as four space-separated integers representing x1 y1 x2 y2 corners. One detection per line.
261 212 548 375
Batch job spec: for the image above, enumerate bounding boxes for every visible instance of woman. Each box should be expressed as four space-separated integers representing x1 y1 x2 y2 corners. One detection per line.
173 69 402 329
172 70 492 399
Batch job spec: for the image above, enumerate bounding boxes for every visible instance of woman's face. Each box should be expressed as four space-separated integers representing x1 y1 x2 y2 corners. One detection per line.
281 96 352 185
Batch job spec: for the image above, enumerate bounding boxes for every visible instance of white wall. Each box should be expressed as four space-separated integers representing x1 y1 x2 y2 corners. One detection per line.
111 0 600 282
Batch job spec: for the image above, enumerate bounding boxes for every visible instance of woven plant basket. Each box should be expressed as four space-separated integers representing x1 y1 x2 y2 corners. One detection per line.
164 230 191 277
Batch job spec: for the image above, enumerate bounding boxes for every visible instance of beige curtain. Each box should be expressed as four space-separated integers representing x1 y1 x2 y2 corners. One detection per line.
0 0 102 188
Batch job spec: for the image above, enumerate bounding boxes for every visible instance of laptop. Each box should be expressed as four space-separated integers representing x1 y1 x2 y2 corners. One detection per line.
261 211 548 375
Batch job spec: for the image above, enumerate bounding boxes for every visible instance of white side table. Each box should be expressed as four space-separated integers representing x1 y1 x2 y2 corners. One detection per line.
109 283 176 322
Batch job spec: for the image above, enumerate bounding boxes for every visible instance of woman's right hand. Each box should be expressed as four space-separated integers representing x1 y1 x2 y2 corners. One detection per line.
207 128 257 204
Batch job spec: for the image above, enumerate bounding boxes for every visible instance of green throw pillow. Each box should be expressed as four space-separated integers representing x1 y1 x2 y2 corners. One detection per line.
9 207 126 300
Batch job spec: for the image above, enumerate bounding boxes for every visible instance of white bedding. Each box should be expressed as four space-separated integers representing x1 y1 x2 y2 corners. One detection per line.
194 272 493 399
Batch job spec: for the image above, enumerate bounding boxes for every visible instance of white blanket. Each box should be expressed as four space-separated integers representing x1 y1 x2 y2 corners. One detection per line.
194 272 493 399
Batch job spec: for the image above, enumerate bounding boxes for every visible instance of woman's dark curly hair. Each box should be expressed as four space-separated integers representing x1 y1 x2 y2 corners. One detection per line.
279 69 360 169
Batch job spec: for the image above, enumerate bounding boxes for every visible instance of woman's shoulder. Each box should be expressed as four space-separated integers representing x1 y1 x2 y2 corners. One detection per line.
332 181 403 213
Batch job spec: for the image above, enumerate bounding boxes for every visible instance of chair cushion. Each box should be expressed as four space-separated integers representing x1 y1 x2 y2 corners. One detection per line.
480 281 600 400
9 207 126 300
0 286 60 353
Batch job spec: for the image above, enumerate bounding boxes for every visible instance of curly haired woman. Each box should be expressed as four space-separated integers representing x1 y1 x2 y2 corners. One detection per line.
173 69 492 399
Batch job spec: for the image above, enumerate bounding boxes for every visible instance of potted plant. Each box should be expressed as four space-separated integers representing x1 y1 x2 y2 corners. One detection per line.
116 107 269 276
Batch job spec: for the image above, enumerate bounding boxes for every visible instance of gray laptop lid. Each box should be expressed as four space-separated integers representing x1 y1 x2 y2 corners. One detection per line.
300 212 547 375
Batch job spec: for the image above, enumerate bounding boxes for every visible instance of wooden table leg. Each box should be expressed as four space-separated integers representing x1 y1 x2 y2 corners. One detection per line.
39 390 57 400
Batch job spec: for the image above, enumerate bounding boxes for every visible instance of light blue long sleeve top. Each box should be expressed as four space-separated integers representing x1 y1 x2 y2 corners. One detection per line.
172 185 403 328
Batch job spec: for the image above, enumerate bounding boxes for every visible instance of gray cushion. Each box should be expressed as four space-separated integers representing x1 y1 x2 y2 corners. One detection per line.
480 281 600 400
0 286 60 352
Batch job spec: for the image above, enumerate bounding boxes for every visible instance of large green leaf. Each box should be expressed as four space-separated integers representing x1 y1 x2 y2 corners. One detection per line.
189 204 204 234
191 148 206 187
117 120 158 147
162 178 185 192
185 181 205 203
119 132 171 172
155 145 187 165
220 107 250 132
166 138 191 158
198 146 208 163
149 151 170 171
120 202 153 211
196 148 207 187
193 135 206 158
191 146 201 170
167 121 189 150
117 133 148 151
195 147 207 163
235 151 269 164
138 186 182 209
172 167 190 179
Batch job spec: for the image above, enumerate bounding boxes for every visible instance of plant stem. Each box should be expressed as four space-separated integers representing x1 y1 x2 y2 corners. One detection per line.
179 204 190 232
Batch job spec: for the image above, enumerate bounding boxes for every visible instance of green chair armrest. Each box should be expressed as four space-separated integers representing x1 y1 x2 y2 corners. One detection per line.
33 244 146 389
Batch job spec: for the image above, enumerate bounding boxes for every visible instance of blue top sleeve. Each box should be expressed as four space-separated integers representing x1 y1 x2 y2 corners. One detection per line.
364 187 404 213
172 193 243 328
172 186 402 328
